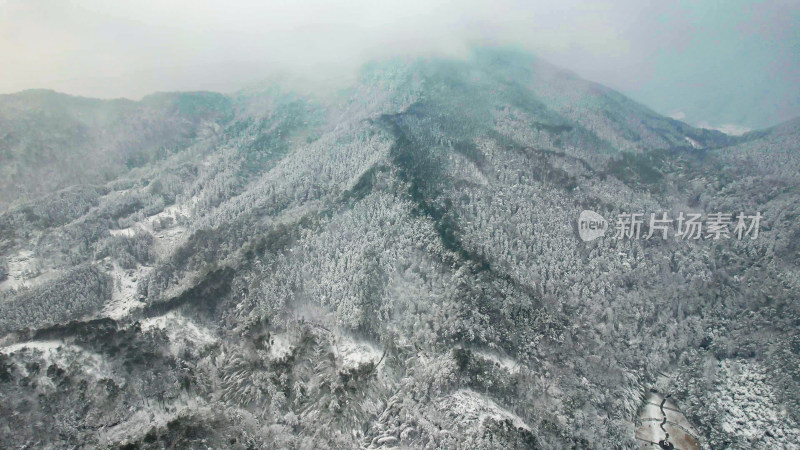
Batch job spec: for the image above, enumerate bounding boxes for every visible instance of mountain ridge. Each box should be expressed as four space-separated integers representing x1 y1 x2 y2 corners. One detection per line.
0 50 760 211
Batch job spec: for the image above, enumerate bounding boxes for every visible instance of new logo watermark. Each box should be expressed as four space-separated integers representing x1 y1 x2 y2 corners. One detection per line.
577 210 762 242
578 210 608 242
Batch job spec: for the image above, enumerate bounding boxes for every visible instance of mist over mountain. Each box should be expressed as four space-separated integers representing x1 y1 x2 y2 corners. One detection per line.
0 48 798 448
3 0 798 133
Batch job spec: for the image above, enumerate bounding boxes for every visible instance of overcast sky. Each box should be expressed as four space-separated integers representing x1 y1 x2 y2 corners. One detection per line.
0 0 797 130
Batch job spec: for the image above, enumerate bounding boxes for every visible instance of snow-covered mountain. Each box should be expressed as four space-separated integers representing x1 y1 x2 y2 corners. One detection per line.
0 48 798 448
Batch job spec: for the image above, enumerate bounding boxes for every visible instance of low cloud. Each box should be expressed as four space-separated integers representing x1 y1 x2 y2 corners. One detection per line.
0 0 796 128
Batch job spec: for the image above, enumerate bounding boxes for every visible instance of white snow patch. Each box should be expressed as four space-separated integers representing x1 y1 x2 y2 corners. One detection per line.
107 197 198 263
100 396 209 446
0 340 114 380
152 225 187 253
0 249 46 291
473 349 521 374
684 136 702 149
335 338 382 371
268 332 296 361
109 227 136 237
140 311 217 353
147 200 194 230
102 263 149 320
439 389 530 431
0 340 64 355
144 199 197 256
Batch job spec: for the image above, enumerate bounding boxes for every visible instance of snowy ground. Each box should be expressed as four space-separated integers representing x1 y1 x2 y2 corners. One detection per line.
335 337 383 372
0 249 58 292
109 228 137 238
0 340 64 355
145 201 194 257
0 340 115 381
140 311 218 355
473 349 521 374
99 396 212 447
101 262 150 320
684 136 702 149
268 332 297 361
438 388 530 431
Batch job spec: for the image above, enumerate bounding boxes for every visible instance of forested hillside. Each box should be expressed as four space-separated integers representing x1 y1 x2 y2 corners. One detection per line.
0 49 798 449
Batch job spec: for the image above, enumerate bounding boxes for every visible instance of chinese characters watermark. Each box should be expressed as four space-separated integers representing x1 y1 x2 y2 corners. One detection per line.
578 210 762 242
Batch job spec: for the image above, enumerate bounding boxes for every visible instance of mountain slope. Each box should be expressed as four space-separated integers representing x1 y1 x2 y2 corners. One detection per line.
0 49 798 449
0 89 233 209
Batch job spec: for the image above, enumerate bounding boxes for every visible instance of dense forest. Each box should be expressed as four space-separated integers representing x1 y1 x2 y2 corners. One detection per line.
0 49 798 448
